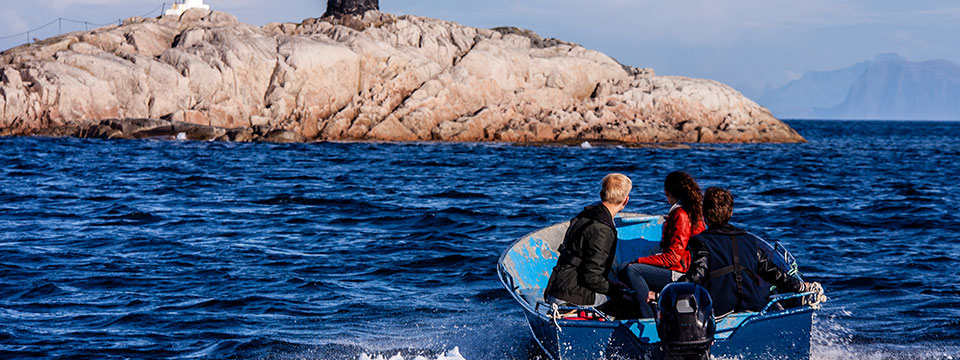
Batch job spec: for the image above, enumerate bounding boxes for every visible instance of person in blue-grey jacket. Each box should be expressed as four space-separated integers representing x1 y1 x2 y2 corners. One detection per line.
681 187 811 317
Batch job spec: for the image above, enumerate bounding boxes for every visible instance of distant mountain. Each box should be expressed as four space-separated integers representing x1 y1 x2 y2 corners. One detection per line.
758 60 872 118
758 54 960 120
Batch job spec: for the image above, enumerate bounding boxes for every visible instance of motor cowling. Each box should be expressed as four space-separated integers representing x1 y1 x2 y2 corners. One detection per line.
656 283 716 360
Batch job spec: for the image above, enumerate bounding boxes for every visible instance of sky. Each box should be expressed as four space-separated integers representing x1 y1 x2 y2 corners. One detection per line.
2 0 960 93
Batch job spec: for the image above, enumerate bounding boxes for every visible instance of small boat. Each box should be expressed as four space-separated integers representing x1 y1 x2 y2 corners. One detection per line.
497 213 824 360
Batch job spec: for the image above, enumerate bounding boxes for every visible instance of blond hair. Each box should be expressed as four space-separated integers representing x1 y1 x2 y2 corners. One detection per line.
601 173 632 204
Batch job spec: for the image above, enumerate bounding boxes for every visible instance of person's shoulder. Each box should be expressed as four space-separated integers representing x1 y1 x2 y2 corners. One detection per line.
579 221 616 248
666 207 691 228
583 220 615 234
576 204 616 229
668 206 690 220
690 231 717 245
694 228 732 244
725 225 757 238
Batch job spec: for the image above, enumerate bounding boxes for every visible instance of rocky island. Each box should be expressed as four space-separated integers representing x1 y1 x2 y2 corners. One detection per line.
0 2 804 143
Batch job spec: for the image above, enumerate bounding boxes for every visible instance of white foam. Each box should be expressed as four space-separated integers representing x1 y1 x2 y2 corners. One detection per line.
808 310 959 360
359 347 465 360
580 141 592 149
812 344 960 360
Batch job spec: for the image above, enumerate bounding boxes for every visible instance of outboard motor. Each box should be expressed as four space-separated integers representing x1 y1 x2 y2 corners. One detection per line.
656 283 716 360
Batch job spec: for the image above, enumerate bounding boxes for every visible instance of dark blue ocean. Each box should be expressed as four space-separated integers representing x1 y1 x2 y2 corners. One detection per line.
1 120 958 359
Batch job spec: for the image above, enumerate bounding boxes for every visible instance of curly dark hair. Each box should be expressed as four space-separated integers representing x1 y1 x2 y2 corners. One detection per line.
664 171 703 231
703 187 734 227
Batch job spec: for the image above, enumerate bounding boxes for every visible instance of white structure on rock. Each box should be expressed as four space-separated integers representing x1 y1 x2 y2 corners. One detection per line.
164 0 211 16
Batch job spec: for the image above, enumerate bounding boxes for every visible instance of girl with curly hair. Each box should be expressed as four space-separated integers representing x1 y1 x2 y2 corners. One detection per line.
621 171 705 318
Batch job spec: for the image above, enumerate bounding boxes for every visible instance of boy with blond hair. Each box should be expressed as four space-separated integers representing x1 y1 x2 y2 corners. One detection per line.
544 173 632 306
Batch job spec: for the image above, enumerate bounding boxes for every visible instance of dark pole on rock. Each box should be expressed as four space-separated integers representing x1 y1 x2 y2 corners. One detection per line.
324 0 379 17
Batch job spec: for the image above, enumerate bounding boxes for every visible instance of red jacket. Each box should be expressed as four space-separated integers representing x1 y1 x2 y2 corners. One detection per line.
636 206 705 273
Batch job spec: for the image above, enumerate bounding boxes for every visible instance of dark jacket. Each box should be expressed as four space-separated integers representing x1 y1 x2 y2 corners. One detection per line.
543 204 619 306
681 224 804 316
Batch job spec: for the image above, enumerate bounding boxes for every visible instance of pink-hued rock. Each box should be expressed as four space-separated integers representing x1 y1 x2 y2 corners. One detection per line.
0 9 804 143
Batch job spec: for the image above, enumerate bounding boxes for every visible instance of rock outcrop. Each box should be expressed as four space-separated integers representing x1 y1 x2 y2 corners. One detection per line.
0 9 804 143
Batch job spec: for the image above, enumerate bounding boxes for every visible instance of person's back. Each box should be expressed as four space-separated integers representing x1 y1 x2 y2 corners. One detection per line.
682 188 808 316
621 171 705 319
686 224 782 315
543 173 632 307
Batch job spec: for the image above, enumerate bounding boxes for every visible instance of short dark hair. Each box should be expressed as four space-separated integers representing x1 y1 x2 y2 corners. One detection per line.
703 187 734 227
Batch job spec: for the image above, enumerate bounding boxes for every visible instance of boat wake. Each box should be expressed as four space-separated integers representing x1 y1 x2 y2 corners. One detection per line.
811 312 959 360
360 347 466 360
812 344 960 360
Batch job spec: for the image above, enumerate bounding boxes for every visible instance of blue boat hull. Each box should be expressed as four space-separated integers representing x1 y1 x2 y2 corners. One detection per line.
498 213 817 360
522 308 812 360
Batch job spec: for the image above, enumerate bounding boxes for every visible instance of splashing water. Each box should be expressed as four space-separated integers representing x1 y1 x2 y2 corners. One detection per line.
360 347 466 360
811 311 960 360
